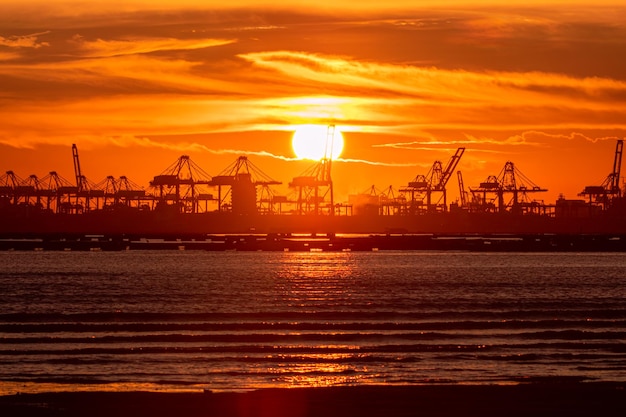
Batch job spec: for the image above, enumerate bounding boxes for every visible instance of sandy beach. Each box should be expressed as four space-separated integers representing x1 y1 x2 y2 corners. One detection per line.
1 383 625 417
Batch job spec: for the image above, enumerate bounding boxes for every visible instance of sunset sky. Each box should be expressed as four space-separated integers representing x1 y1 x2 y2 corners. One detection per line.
2 0 626 204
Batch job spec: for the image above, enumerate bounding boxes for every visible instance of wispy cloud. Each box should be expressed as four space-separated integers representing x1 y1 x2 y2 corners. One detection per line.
0 53 250 97
0 32 50 49
504 131 622 145
334 157 417 167
105 135 297 160
238 50 626 136
372 135 546 149
241 50 626 106
373 131 623 151
70 35 235 58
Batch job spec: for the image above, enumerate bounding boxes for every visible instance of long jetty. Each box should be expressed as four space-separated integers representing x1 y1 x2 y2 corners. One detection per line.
2 233 625 252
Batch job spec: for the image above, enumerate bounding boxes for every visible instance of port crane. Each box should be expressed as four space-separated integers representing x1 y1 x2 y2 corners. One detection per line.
150 155 214 214
380 186 408 215
115 176 147 208
19 175 41 207
94 175 147 209
210 156 281 214
0 171 23 206
579 139 623 209
470 161 547 213
403 147 465 213
40 171 79 213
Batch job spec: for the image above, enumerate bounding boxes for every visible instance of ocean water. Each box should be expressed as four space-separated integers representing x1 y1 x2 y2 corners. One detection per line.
1 250 625 394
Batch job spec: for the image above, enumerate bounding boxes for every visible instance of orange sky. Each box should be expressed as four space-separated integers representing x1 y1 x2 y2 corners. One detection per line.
1 1 626 204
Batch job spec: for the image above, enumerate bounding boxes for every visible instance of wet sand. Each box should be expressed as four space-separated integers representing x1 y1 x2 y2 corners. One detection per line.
1 383 625 417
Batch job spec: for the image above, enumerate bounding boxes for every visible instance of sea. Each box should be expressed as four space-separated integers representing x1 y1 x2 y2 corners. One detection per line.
1 250 625 394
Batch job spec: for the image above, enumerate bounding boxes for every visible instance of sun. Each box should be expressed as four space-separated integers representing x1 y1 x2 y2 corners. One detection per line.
292 125 344 160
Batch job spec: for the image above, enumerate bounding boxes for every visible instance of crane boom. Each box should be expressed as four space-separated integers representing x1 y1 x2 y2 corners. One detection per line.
611 139 623 195
436 147 465 190
72 144 82 191
457 171 467 207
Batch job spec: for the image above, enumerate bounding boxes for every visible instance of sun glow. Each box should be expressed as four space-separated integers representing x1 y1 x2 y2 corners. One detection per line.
292 125 344 160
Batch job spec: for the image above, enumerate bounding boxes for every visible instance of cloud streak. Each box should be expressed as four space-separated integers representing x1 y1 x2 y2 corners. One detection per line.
241 50 626 106
3 44 626 163
71 36 235 58
0 32 50 49
234 50 626 145
104 135 298 160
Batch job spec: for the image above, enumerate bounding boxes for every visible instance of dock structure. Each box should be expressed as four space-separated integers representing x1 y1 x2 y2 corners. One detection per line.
2 140 626 237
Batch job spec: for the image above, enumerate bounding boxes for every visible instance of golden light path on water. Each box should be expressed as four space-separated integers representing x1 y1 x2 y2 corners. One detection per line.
276 251 357 304
270 252 366 388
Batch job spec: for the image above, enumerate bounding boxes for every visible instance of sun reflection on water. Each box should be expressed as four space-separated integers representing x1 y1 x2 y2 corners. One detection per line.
274 252 358 310
269 253 364 386
270 353 365 388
